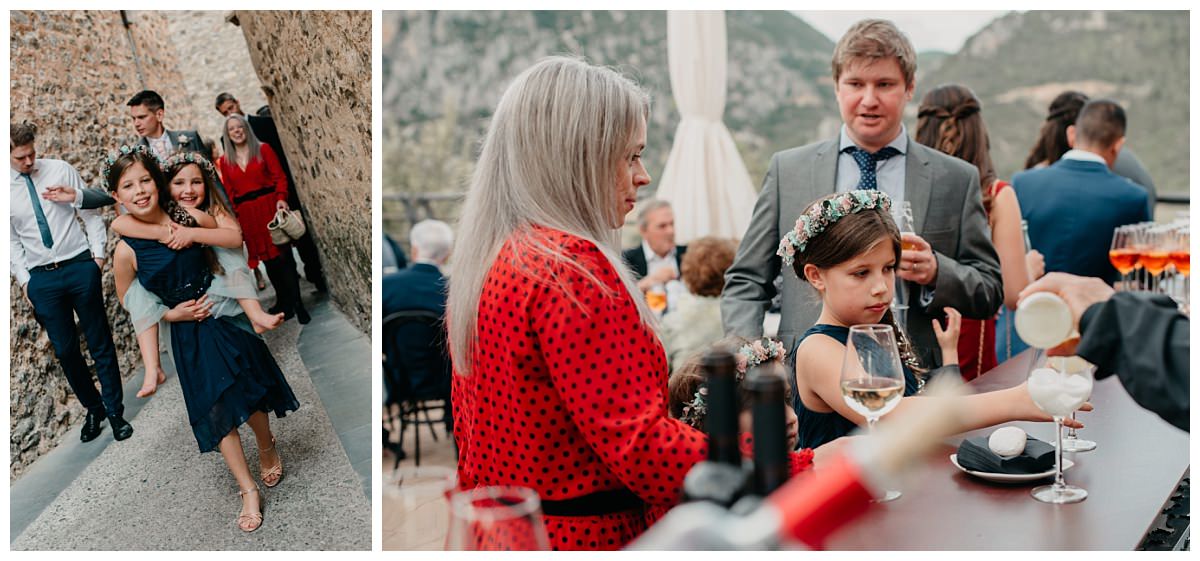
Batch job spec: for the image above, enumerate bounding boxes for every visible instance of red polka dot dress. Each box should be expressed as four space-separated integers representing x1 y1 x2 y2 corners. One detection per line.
452 226 709 550
451 227 815 550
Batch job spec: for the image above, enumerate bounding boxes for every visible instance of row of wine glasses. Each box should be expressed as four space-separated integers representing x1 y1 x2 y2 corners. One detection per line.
384 466 550 550
1110 221 1190 310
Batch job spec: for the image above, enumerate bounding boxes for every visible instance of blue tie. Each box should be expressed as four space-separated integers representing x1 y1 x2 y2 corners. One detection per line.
847 146 901 190
20 173 54 248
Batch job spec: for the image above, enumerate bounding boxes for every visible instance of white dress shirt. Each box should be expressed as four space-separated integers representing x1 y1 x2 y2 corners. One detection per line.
145 130 174 160
642 240 678 280
1060 149 1108 166
835 124 909 202
10 159 107 286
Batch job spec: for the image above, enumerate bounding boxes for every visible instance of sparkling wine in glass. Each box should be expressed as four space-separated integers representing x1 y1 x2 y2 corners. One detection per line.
446 486 550 551
1109 226 1137 291
1026 362 1093 504
840 324 906 502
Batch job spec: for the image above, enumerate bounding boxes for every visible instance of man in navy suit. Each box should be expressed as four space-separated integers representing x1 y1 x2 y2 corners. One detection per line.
1013 100 1150 285
382 220 453 434
383 220 452 318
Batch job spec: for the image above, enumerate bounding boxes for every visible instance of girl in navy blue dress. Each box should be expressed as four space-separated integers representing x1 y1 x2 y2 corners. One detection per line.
782 190 1085 450
105 146 299 532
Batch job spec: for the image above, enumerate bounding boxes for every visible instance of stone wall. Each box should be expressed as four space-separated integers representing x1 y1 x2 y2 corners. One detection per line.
163 10 269 149
234 11 373 332
8 10 206 478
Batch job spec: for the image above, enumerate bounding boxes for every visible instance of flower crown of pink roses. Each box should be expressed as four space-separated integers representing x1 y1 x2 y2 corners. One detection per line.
776 190 892 267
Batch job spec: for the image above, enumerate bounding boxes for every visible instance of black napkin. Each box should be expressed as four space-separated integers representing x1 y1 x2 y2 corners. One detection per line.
956 433 1055 475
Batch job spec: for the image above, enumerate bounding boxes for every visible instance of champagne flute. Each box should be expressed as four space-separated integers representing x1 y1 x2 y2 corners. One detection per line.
890 201 915 326
1109 226 1137 292
1051 357 1097 453
446 486 550 551
383 466 457 550
840 324 906 502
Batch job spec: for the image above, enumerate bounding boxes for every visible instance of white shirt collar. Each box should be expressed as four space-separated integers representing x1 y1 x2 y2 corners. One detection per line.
642 239 675 262
1061 149 1107 166
839 124 908 154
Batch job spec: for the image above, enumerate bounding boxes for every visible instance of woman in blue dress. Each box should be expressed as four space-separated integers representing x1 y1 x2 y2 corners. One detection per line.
105 146 299 532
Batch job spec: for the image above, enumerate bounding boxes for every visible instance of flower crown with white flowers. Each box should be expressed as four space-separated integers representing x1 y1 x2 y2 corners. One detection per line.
776 190 892 267
679 338 788 428
101 144 162 186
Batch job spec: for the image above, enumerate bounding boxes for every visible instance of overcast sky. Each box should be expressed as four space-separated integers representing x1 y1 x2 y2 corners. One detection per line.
795 11 1011 53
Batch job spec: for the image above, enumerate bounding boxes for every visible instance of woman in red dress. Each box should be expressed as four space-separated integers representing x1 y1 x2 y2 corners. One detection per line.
446 57 816 551
216 114 309 324
915 85 1044 379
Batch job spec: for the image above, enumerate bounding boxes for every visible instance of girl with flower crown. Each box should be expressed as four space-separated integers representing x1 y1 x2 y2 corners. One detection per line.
53 151 286 398
105 146 299 532
668 336 817 474
784 190 1089 449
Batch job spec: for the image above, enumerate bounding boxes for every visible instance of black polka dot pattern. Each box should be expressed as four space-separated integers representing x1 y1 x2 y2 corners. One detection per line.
451 226 710 550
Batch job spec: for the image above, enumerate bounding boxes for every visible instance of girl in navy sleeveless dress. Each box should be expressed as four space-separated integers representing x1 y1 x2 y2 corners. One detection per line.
780 191 1082 450
106 146 298 532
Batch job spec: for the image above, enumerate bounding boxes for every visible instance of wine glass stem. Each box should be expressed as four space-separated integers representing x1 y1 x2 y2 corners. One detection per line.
867 416 878 433
1066 412 1078 438
1053 417 1065 491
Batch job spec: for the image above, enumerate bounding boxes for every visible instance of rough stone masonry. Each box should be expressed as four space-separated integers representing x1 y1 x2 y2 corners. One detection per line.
234 10 373 333
9 10 206 478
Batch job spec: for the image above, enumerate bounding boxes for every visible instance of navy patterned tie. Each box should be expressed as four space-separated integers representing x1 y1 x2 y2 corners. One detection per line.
20 173 54 248
846 146 901 190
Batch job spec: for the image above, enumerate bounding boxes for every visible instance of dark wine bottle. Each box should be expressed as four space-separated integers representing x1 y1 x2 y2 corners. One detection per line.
748 365 788 497
682 347 749 507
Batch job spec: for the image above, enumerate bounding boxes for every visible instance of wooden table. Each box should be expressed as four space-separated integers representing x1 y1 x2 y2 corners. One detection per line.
827 349 1190 550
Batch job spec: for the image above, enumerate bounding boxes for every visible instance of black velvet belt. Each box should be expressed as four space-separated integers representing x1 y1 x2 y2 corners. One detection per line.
233 186 276 205
539 488 644 517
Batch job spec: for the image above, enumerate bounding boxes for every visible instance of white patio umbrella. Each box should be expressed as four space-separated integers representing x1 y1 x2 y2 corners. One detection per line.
654 11 757 244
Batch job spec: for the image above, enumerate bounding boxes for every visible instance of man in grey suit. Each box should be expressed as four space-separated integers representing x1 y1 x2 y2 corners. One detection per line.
722 19 1003 368
127 90 212 162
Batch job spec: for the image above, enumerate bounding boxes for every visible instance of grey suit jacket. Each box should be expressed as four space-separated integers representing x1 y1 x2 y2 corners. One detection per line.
721 138 1003 367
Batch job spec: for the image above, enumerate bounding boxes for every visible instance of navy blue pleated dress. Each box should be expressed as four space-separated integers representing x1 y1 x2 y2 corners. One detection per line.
790 324 919 450
124 237 300 452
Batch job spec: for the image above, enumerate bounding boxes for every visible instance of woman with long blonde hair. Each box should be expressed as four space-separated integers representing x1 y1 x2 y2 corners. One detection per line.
447 56 815 550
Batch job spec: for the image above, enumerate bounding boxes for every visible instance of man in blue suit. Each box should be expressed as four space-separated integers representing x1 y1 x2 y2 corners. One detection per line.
382 220 452 317
1013 100 1150 285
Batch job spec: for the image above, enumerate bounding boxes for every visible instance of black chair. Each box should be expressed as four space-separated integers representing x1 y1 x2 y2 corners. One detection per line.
383 309 453 468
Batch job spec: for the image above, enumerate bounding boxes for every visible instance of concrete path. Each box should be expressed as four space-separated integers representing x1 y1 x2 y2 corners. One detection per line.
10 287 371 550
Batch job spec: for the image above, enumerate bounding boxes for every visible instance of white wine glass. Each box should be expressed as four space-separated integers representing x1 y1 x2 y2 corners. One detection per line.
446 486 550 551
1052 357 1097 453
1026 360 1093 504
840 324 906 502
891 201 915 318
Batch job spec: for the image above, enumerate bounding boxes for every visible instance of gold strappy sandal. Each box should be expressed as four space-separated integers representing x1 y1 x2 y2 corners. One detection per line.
237 487 264 533
260 437 283 488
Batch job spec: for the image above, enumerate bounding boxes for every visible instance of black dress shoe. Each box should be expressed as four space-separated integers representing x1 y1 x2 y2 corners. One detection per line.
80 412 105 442
109 415 134 441
268 304 284 315
296 306 311 325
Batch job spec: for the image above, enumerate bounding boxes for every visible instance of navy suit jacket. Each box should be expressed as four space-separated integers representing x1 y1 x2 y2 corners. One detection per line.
382 263 449 400
1013 158 1150 285
382 263 446 317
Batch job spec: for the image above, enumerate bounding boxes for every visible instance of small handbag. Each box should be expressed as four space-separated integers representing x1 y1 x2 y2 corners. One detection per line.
268 208 307 245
